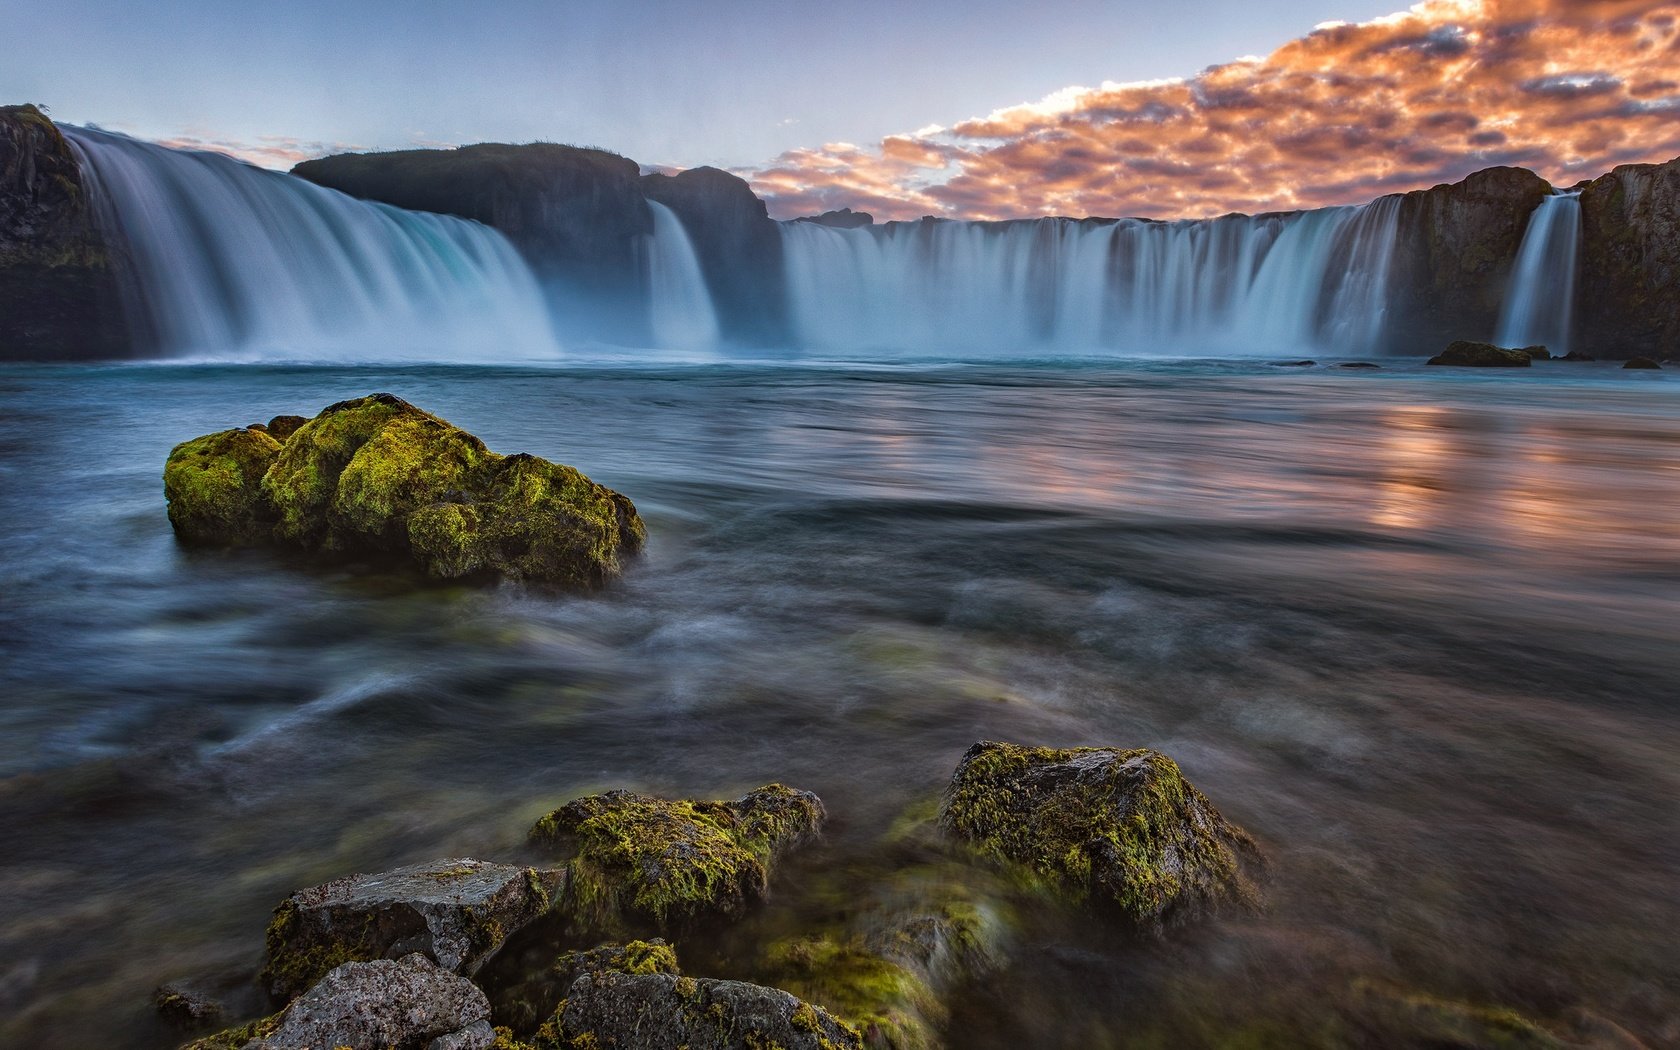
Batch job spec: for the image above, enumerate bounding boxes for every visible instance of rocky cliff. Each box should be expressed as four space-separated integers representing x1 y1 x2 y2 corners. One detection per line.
1576 156 1680 360
0 104 127 359
1384 166 1555 353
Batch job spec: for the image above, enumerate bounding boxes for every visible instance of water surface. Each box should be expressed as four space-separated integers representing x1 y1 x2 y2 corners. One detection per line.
1 359 1676 1048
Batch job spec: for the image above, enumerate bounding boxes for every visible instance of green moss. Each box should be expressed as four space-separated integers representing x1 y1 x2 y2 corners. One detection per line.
162 428 282 545
764 936 937 1050
529 785 823 936
246 392 644 585
257 899 385 1002
179 1011 282 1050
940 742 1259 928
262 393 410 548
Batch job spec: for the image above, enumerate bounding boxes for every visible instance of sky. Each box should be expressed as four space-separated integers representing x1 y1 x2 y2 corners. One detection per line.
9 0 1680 220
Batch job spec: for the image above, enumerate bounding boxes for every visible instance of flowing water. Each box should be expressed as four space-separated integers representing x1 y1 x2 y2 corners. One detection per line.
64 128 561 361
1497 193 1583 355
779 200 1404 358
645 201 722 353
1 359 1676 1048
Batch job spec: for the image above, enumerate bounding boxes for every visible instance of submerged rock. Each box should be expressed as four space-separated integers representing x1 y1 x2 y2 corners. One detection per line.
155 979 227 1028
939 741 1261 929
163 428 283 545
261 857 563 1001
163 393 645 586
190 953 495 1050
552 971 863 1050
1426 340 1534 367
1562 350 1598 361
1623 356 1662 369
528 784 825 936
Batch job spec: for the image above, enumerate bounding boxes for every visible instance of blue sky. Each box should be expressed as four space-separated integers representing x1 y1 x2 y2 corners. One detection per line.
9 0 1409 168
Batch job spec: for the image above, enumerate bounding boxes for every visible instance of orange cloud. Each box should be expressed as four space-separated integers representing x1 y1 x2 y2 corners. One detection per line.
746 0 1680 220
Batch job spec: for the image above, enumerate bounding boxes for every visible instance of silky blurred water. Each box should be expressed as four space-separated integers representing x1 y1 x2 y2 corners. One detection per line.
0 359 1676 1048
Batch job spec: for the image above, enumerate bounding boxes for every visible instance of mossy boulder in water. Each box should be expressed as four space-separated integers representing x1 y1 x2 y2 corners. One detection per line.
164 393 645 586
550 970 864 1050
939 742 1262 929
528 784 826 936
260 857 564 1002
1426 340 1533 367
163 428 283 545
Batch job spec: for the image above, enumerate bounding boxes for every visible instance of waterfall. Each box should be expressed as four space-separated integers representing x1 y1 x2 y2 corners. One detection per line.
64 127 560 361
1497 192 1581 354
644 201 719 352
780 200 1403 357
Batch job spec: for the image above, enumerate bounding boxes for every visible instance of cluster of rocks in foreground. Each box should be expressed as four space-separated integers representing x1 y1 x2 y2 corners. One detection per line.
162 393 644 587
162 743 1263 1050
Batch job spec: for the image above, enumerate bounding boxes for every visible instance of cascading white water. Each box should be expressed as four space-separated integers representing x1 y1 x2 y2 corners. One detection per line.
1497 192 1581 355
644 201 719 352
64 127 560 360
780 199 1404 356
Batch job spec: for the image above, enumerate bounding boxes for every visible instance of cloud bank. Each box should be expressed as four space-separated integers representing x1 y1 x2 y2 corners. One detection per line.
746 0 1680 220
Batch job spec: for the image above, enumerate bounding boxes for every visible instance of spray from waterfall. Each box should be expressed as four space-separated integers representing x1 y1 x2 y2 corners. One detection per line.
65 127 560 361
779 200 1403 357
1497 192 1581 355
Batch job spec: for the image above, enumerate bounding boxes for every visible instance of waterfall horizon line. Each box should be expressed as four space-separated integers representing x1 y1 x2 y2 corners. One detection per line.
45 131 1585 364
64 126 562 362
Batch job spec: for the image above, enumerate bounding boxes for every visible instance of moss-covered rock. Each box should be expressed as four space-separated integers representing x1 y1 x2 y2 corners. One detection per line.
549 970 863 1050
528 784 825 936
260 857 563 1002
165 393 644 586
1426 341 1534 367
163 428 283 545
1623 356 1662 370
939 742 1261 929
493 939 681 1034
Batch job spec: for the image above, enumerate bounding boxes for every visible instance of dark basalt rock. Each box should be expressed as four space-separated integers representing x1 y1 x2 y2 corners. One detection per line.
528 784 826 936
264 415 307 441
795 207 874 229
260 858 564 1002
1561 351 1598 361
1426 340 1533 367
553 971 863 1050
939 741 1262 929
1338 362 1381 369
1623 356 1662 370
190 954 495 1050
642 166 787 344
1578 155 1680 361
1519 344 1551 360
1386 167 1555 354
163 393 645 587
0 104 129 359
